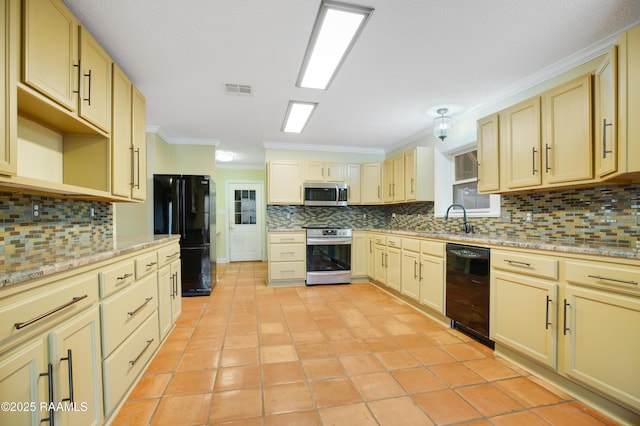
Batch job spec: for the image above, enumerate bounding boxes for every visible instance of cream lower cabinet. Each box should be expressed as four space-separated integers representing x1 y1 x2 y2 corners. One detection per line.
419 241 445 314
401 238 420 301
490 250 559 369
366 233 376 278
158 257 182 339
351 231 368 278
267 232 306 285
372 234 387 284
385 237 402 292
562 260 640 413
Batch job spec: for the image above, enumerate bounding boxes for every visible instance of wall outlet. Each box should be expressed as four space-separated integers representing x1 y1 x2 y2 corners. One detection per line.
391 213 396 218
500 212 511 223
32 202 42 222
525 211 533 222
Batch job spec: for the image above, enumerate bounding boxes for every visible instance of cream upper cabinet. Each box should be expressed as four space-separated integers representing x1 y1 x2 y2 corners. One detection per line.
78 27 112 132
542 75 592 184
23 0 79 112
304 161 344 182
404 147 434 201
361 162 382 204
346 163 361 204
0 0 17 176
504 96 542 189
477 114 500 193
131 86 147 200
382 155 404 203
111 64 133 198
595 47 618 178
267 161 302 205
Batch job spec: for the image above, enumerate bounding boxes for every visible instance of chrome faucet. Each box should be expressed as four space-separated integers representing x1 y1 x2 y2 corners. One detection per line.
444 203 474 233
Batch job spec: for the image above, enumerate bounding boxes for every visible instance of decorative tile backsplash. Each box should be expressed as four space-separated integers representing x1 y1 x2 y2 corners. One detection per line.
0 192 113 269
268 183 640 250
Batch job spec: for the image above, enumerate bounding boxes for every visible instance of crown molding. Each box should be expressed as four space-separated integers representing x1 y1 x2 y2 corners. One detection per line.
145 125 219 146
262 141 384 155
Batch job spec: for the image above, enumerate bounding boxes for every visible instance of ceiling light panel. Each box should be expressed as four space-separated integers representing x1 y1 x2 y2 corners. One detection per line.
282 101 318 133
297 1 374 90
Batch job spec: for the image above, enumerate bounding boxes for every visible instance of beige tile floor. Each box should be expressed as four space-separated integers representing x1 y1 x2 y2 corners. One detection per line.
112 262 619 425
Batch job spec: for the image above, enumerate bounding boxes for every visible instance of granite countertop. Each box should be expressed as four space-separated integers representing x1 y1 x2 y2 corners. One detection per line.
0 234 180 289
268 228 640 260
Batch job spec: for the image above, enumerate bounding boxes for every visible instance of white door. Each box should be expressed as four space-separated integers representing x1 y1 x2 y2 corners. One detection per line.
228 183 263 262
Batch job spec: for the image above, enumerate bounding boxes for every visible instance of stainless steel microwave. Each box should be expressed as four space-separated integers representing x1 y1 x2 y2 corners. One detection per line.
303 182 348 206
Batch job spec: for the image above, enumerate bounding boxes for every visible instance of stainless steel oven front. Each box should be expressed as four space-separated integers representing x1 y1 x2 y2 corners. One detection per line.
305 228 352 285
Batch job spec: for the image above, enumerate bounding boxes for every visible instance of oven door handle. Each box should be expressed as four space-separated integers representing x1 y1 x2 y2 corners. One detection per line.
306 238 352 245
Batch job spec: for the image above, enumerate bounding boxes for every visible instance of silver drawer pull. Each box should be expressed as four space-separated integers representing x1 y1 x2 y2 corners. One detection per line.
15 295 88 330
146 261 157 268
587 274 638 285
117 273 133 281
166 252 180 260
130 339 155 366
128 297 154 317
281 251 295 255
504 259 532 268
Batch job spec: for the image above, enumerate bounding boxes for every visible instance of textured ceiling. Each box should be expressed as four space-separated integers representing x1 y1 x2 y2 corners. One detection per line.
62 0 640 167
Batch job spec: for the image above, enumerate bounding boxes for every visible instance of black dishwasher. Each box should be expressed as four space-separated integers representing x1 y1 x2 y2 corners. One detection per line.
445 243 493 348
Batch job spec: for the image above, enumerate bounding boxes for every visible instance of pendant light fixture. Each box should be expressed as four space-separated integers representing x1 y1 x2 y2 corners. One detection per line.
433 108 453 141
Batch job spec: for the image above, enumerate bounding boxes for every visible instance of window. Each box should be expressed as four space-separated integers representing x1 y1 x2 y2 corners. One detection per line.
234 189 257 225
452 150 490 209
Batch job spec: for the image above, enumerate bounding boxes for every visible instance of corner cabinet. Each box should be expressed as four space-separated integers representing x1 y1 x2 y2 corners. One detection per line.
0 0 18 176
267 161 302 205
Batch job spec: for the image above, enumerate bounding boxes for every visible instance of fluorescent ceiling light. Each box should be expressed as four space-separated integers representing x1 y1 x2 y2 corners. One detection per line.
282 101 318 133
297 1 373 90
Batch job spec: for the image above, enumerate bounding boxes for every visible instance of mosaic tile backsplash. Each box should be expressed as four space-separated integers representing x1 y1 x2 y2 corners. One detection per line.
268 183 640 251
0 192 113 271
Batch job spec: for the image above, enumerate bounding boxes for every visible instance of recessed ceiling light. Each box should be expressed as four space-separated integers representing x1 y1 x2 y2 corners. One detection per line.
297 1 374 90
282 101 318 133
216 150 235 162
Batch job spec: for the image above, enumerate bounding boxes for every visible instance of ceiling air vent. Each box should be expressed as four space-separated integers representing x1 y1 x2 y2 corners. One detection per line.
224 83 253 96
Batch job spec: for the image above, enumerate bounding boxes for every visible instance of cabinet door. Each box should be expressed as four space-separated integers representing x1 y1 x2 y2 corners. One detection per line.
504 97 541 189
111 64 133 198
595 47 618 178
268 161 302 204
543 75 592 184
171 259 182 324
382 159 394 202
325 163 344 182
362 163 381 204
23 0 79 112
131 86 147 200
404 149 416 201
563 286 640 411
304 161 325 182
491 272 557 369
373 245 386 284
401 250 420 301
49 308 103 426
79 27 112 132
419 255 444 314
392 155 405 202
386 247 402 291
477 114 500 192
366 235 375 278
157 265 173 339
346 164 361 204
0 0 17 176
0 339 48 426
351 231 367 278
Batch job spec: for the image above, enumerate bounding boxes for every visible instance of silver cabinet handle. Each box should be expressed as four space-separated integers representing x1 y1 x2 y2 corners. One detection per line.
532 147 538 175
166 251 180 260
587 274 638 285
83 69 92 105
146 261 158 268
603 118 613 159
128 297 153 317
563 299 570 336
40 363 55 425
14 295 88 330
60 349 74 404
545 296 552 330
504 259 532 268
130 339 155 366
414 261 418 279
545 143 551 173
117 273 133 281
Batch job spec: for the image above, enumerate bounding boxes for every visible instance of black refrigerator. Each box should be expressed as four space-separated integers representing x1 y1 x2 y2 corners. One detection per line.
153 174 215 296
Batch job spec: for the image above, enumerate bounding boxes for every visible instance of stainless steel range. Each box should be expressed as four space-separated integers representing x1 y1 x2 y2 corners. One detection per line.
305 227 352 285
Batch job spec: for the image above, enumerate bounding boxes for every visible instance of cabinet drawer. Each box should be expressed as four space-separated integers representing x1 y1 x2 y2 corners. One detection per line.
402 238 420 252
374 235 386 246
100 274 158 357
103 311 159 416
269 261 306 280
421 240 444 257
0 272 98 352
269 233 305 244
270 244 305 262
135 252 158 279
386 236 402 248
492 250 558 280
99 260 135 298
157 244 181 268
566 261 640 296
